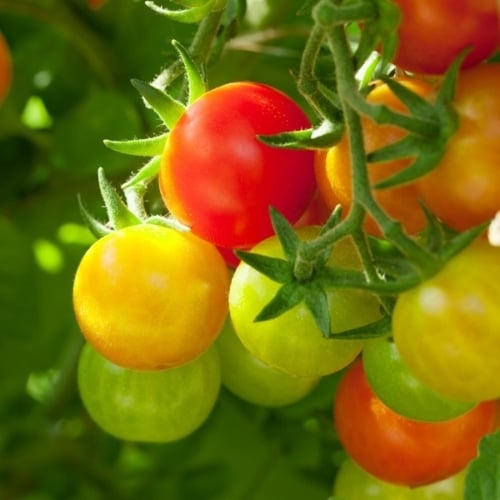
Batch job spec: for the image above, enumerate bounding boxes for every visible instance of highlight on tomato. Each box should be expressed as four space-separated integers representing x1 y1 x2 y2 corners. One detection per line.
73 223 229 371
0 32 12 104
229 227 382 378
159 81 316 249
78 343 221 443
315 77 433 236
333 358 496 487
389 0 499 75
392 238 500 403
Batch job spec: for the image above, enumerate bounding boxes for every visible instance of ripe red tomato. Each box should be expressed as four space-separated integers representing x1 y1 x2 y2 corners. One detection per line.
159 82 316 249
0 33 11 104
390 0 499 74
333 358 496 487
315 78 433 236
73 224 229 371
415 63 500 231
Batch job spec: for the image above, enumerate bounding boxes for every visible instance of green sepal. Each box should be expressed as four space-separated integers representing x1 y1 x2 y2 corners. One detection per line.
143 215 190 232
258 119 344 150
171 40 206 104
269 207 300 262
103 133 168 157
254 282 306 322
98 168 142 229
145 0 217 23
130 79 185 130
235 250 293 284
303 281 330 338
77 194 112 239
326 315 392 340
122 156 162 192
438 221 490 263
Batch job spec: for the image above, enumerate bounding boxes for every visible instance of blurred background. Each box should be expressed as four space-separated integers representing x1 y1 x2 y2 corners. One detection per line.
0 1 344 498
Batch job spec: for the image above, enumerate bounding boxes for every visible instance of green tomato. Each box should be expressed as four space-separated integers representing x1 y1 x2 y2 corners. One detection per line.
229 228 382 378
215 317 320 407
78 343 220 443
333 458 466 499
362 337 475 422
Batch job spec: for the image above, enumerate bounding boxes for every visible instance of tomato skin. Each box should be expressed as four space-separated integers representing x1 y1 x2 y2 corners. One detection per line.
333 457 467 500
315 78 433 236
390 0 499 75
416 63 500 231
73 224 229 371
362 337 475 422
392 239 500 402
0 33 11 103
333 358 496 487
78 343 221 443
159 82 316 249
229 227 381 378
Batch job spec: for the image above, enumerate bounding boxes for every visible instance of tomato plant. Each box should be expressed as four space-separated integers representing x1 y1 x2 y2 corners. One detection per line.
389 0 499 75
73 224 229 370
159 82 316 249
78 343 221 443
229 227 381 378
215 316 320 407
0 32 11 104
333 358 496 487
392 238 500 403
315 78 433 236
415 63 500 232
333 457 467 499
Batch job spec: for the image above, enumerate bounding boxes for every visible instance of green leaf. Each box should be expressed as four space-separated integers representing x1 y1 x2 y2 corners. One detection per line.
254 282 305 322
131 79 185 130
465 431 500 500
235 250 293 283
172 40 207 104
303 282 330 338
269 207 300 262
103 133 168 157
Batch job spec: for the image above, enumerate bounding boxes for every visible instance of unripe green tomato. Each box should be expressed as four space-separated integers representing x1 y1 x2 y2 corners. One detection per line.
362 337 475 422
78 343 221 443
333 457 466 499
215 317 320 407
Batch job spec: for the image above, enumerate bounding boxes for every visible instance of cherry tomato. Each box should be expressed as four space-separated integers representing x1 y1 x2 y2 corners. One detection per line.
333 358 496 487
315 78 433 236
78 343 221 443
389 0 499 75
415 63 500 231
333 457 467 500
229 227 381 378
159 82 316 249
73 224 229 371
392 239 500 402
215 316 320 407
0 33 12 104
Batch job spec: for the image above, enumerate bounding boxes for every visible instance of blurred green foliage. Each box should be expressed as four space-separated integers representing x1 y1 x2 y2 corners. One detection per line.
0 0 343 498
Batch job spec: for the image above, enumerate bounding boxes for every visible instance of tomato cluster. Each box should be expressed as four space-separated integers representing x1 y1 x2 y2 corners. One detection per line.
72 2 500 493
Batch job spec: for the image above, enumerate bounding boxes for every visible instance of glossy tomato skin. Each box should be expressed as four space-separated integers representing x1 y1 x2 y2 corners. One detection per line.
416 63 500 231
73 224 229 371
362 337 475 422
315 78 433 236
333 358 496 487
0 33 11 103
160 82 316 249
333 457 467 500
392 239 500 402
229 227 382 378
391 0 499 75
78 343 221 443
215 316 320 407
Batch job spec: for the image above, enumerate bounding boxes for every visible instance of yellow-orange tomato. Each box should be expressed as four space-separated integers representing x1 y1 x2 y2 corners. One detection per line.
73 224 230 371
0 33 12 104
315 78 434 236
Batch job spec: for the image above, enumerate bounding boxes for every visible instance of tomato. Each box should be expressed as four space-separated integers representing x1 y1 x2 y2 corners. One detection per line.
333 457 467 499
392 238 500 402
0 33 11 104
215 316 320 407
333 358 496 487
229 227 381 378
362 337 475 422
315 78 433 236
159 82 316 249
78 343 221 443
415 63 500 231
73 224 229 371
389 0 499 75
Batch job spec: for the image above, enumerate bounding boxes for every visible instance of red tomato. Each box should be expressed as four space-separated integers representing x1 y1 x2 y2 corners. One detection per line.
333 358 496 487
0 33 11 104
159 82 316 249
390 0 499 74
